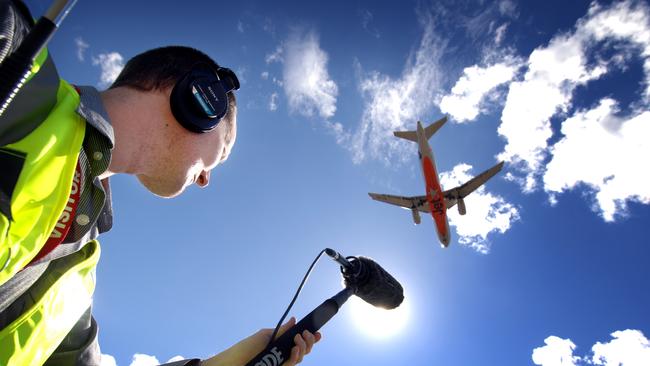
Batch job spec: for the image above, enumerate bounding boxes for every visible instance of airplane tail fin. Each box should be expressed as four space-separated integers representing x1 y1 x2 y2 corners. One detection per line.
424 116 447 140
393 116 448 142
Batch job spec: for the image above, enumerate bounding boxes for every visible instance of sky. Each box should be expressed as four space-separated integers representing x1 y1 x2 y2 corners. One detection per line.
20 0 650 365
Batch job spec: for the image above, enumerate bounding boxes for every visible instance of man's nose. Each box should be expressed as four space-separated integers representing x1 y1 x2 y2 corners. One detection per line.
196 170 210 187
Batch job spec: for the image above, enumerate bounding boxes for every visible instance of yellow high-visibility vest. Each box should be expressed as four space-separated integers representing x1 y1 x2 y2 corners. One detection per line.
0 52 101 366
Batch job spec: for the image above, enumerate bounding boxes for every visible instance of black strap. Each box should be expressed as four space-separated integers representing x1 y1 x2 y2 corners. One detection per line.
0 147 25 221
9 0 35 27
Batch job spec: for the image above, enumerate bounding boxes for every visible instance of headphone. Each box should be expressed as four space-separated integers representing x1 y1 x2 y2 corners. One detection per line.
170 63 240 133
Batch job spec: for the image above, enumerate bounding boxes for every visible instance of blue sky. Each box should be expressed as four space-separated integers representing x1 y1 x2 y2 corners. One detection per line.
22 0 650 365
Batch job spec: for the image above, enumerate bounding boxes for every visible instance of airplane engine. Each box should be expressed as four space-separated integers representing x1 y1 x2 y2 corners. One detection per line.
411 208 421 225
458 198 467 215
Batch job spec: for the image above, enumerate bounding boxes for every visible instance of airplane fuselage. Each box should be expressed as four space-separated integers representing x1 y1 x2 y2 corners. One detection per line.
416 121 450 246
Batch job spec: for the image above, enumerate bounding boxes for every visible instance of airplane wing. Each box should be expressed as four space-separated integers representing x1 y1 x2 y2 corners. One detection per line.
368 193 430 213
443 161 505 209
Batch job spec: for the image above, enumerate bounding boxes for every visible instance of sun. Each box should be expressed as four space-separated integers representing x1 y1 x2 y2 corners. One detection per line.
346 295 411 339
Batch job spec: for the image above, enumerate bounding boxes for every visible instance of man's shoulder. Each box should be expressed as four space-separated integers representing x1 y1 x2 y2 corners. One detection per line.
76 86 115 148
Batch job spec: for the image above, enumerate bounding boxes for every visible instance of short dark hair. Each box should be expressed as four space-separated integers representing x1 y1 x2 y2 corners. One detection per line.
111 46 237 140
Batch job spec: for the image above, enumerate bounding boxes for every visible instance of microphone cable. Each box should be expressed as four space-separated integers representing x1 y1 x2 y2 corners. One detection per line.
266 248 328 348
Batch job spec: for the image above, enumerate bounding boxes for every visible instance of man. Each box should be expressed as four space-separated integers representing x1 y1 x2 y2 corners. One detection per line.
0 1 319 365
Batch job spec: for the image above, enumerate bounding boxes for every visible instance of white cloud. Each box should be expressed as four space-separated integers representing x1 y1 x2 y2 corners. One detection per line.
462 1 518 43
166 355 185 363
532 336 580 366
237 20 245 33
99 353 186 366
262 18 276 36
592 330 650 366
324 120 349 146
360 9 381 39
92 52 125 88
498 0 518 18
129 354 159 366
269 92 279 111
236 66 248 85
439 163 519 253
543 99 650 221
532 330 650 366
100 354 117 366
265 45 283 64
439 57 521 123
494 23 508 45
261 71 269 80
497 32 602 192
581 1 650 99
272 30 338 119
349 12 444 164
75 37 89 62
497 0 650 193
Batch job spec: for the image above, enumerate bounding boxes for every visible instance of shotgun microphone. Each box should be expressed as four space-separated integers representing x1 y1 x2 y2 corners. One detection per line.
341 255 404 309
325 248 404 309
244 248 404 366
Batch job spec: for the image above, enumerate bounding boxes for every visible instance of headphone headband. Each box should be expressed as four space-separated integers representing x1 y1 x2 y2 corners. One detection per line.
216 67 240 94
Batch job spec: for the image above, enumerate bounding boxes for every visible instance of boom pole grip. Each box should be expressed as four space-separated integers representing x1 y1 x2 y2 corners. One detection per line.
245 288 353 366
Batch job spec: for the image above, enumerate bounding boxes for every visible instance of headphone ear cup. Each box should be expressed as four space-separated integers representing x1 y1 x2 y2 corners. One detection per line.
207 81 229 120
170 64 235 133
170 73 205 133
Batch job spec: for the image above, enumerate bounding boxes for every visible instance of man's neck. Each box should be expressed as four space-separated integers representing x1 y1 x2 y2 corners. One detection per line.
98 87 150 179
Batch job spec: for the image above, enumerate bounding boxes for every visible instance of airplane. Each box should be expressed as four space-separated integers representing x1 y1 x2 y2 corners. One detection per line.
368 116 504 247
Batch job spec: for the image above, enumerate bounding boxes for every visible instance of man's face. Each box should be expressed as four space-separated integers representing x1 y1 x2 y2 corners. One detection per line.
137 98 237 198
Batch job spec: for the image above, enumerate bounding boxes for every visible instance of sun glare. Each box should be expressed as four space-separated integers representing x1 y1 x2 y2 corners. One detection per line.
347 295 411 339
